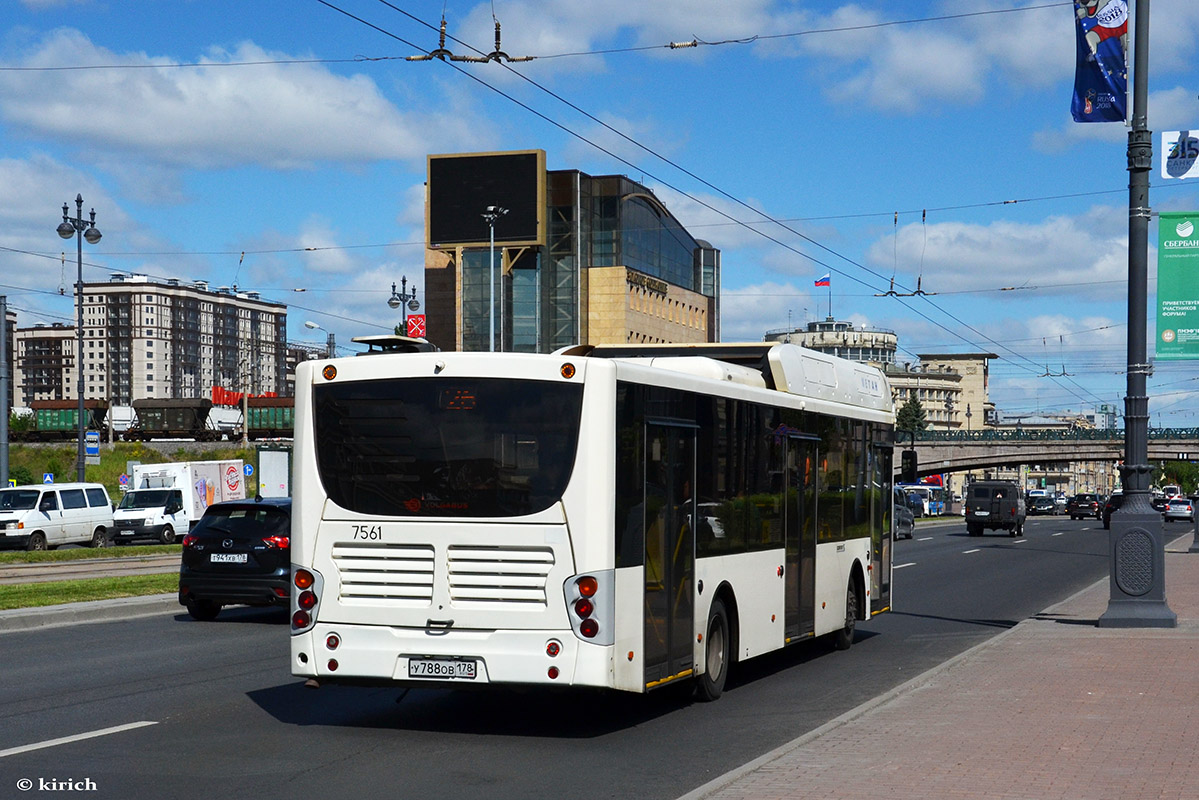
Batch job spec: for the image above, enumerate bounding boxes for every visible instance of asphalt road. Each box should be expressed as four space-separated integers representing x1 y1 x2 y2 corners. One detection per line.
0 515 1114 800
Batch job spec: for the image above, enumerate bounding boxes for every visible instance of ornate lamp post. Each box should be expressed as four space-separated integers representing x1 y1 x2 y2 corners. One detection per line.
388 277 420 335
55 195 101 483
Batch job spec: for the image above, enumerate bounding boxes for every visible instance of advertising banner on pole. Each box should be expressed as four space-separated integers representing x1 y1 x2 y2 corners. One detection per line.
1162 131 1199 180
1156 211 1199 360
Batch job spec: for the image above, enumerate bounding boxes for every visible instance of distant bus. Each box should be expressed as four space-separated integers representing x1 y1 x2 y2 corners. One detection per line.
897 483 946 516
289 341 895 700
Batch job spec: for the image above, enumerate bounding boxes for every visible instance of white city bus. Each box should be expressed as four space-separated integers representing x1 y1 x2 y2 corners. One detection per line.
290 340 895 700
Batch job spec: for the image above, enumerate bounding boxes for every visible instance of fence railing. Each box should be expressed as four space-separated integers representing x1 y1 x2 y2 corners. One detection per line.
910 428 1199 443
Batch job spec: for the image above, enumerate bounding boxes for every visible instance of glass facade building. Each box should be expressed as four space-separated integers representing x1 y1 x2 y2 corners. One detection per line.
428 164 720 353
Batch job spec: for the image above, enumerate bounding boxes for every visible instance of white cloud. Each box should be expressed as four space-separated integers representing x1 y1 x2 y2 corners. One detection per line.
0 30 481 171
867 205 1129 299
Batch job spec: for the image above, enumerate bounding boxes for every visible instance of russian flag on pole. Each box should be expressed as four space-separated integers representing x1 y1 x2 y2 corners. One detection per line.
814 274 830 287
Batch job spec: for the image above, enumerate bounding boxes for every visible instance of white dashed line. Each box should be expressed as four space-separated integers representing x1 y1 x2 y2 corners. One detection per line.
917 537 934 542
894 562 917 569
963 548 981 554
0 722 158 759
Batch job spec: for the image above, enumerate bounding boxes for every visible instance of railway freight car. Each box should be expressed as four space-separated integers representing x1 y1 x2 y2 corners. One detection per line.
245 396 294 439
126 398 219 441
18 399 111 441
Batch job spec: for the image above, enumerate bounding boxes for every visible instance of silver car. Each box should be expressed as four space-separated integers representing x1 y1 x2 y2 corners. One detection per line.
1163 497 1195 524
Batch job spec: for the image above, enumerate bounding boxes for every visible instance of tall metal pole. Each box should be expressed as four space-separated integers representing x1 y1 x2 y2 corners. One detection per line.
482 206 507 353
57 195 100 484
75 210 84 482
1 295 8 487
489 217 496 352
1100 0 1176 627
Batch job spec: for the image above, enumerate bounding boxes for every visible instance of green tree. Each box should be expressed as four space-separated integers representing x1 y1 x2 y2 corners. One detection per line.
8 465 34 486
896 391 928 433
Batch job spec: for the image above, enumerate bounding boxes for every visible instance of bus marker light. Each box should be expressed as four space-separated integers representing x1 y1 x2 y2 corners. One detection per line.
328 659 339 672
697 633 703 644
322 365 337 380
294 569 315 590
576 576 598 596
546 640 561 657
548 667 560 679
627 651 634 661
326 634 341 650
560 363 576 379
579 619 599 638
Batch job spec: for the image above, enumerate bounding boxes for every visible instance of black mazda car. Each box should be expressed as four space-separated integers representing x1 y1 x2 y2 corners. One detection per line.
178 497 292 621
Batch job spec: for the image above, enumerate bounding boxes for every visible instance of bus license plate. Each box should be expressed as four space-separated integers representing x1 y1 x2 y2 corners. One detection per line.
408 657 477 680
210 553 248 563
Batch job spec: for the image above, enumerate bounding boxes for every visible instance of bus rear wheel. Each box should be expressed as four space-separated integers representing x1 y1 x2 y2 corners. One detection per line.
696 598 730 702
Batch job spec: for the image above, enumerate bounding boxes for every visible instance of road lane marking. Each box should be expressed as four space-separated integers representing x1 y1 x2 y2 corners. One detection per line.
962 548 981 554
1011 539 1028 543
917 536 934 541
0 721 158 759
894 562 917 569
1052 532 1066 537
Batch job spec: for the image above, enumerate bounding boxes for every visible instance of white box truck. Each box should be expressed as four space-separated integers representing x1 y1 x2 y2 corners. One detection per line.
112 460 246 545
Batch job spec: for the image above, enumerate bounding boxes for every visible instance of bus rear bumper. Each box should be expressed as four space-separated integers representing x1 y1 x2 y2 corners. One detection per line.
291 623 613 690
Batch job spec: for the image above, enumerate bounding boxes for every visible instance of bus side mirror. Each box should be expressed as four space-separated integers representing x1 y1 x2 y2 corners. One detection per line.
900 450 918 484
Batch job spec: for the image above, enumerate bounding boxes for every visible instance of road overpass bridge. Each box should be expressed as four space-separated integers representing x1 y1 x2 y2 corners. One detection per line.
906 428 1199 477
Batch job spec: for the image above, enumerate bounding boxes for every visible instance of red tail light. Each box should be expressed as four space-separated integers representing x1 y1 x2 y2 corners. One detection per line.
262 535 289 549
574 598 594 618
298 590 317 610
579 619 599 638
292 610 310 628
294 569 315 590
576 576 598 597
182 534 198 548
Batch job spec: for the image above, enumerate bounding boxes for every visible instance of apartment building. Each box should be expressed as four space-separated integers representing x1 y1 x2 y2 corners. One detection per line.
14 274 287 406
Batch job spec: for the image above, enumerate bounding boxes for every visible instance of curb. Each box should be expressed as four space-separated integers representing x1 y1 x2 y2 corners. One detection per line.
0 593 180 635
675 572 1114 800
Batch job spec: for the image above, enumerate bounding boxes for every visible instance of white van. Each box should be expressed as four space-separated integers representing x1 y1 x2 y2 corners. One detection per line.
0 483 115 551
112 487 187 545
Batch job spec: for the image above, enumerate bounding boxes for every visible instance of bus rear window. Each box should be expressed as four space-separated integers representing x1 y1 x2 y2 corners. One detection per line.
313 377 583 517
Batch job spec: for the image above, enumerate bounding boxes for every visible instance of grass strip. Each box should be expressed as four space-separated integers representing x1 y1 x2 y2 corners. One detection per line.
0 574 178 610
0 546 181 565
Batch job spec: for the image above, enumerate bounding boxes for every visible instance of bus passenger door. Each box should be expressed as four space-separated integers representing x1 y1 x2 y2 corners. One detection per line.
784 437 817 641
643 423 696 688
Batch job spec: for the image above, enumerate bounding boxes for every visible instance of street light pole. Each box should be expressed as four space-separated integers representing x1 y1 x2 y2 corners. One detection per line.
481 206 507 352
56 194 101 483
388 277 419 335
303 321 334 358
1100 0 1175 628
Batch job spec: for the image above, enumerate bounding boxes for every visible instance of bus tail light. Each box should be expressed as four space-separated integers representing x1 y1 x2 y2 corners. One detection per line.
564 570 614 646
290 565 324 635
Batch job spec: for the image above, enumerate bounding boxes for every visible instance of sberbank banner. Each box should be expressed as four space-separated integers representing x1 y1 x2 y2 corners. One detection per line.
1156 212 1199 360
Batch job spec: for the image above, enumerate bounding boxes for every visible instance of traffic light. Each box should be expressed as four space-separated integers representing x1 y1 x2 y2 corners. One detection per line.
901 450 918 484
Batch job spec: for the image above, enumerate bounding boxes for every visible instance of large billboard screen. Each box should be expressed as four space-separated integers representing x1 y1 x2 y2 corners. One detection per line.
427 150 546 249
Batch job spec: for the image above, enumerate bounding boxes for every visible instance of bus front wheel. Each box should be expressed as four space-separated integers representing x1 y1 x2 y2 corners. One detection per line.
696 598 730 702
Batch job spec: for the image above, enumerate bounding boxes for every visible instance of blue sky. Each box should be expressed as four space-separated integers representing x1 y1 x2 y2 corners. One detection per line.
2 0 1198 423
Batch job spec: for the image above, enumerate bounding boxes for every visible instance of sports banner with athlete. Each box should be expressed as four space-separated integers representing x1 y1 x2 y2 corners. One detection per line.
1071 0 1129 123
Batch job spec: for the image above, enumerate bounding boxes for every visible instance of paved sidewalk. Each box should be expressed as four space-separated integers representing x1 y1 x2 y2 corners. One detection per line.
684 533 1199 800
